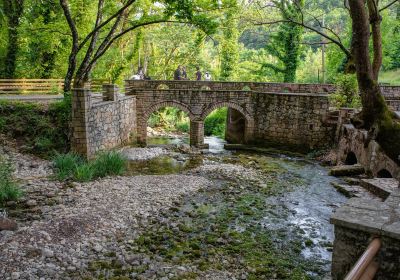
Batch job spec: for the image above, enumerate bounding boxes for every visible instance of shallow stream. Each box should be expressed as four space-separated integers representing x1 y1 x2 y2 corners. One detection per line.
122 136 347 279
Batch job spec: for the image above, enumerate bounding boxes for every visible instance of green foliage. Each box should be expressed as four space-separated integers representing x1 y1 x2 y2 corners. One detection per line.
379 69 400 85
148 107 189 133
220 1 239 81
0 98 70 157
262 0 304 83
0 156 22 206
204 108 227 137
53 151 127 182
329 74 360 109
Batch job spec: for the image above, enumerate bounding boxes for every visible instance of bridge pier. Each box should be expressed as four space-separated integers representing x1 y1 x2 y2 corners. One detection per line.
189 120 208 148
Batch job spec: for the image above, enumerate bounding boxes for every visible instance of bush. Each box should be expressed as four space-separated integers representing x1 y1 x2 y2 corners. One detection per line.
53 151 127 182
329 74 361 109
204 108 227 137
0 157 23 206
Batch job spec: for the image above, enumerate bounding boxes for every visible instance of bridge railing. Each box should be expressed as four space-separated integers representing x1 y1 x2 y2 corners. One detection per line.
0 79 111 95
125 79 336 94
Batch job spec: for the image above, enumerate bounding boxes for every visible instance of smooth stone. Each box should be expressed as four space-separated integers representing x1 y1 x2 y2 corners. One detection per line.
0 217 18 231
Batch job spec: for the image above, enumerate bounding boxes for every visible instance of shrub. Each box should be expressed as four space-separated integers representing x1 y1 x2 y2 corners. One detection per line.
53 151 127 182
329 74 361 109
0 157 23 206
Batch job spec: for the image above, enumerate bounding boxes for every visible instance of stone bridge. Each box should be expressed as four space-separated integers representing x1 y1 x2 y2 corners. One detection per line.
71 80 400 157
125 80 400 150
125 80 339 150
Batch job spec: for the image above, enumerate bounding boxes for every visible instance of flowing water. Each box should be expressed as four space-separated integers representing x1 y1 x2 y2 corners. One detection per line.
125 136 347 278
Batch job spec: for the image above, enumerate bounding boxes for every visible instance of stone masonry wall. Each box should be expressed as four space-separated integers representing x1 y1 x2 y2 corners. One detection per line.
331 191 400 279
337 124 400 178
87 97 136 156
71 87 136 158
252 92 334 150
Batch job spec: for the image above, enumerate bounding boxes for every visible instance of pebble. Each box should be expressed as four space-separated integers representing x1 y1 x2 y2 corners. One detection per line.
26 200 38 207
41 248 54 258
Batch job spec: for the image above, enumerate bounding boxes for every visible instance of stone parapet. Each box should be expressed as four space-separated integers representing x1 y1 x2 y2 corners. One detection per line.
331 190 400 279
71 87 136 158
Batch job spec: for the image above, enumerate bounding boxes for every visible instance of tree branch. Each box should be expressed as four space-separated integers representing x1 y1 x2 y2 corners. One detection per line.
379 0 399 12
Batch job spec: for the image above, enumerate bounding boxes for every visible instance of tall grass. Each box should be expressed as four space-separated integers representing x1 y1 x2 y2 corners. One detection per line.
53 151 127 182
0 157 23 206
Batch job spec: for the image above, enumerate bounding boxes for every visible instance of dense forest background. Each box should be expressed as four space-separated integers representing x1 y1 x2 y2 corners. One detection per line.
0 0 399 85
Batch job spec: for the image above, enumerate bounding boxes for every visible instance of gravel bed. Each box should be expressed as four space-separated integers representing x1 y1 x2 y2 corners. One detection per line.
0 175 210 279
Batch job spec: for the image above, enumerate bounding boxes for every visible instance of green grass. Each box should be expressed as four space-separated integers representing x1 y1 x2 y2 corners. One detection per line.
0 156 23 206
379 69 400 85
53 151 127 182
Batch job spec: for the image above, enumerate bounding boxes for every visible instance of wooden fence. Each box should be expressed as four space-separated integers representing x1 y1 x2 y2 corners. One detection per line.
0 79 111 95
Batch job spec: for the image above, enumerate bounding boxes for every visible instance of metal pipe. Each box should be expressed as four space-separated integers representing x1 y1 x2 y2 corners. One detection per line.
344 238 381 280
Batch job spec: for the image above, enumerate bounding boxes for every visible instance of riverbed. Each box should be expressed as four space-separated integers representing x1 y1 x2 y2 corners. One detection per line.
0 136 347 279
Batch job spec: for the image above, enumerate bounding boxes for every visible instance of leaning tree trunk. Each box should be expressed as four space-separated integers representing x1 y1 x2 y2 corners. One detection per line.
348 0 400 164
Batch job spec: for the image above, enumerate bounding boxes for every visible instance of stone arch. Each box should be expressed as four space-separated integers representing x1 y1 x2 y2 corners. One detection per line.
200 102 252 122
377 169 393 178
157 83 170 90
345 151 358 165
200 102 254 144
143 101 194 122
242 85 252 91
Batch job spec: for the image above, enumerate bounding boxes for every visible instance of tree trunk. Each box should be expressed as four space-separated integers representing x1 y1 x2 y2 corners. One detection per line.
348 0 400 164
3 0 24 78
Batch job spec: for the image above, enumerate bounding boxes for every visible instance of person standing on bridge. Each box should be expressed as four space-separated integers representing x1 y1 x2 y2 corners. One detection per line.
174 65 183 80
204 71 212 81
195 67 202 81
182 66 188 80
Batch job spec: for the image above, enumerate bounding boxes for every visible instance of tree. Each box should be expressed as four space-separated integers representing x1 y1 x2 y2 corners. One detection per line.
2 0 24 78
262 0 304 82
251 0 400 163
60 0 218 92
220 0 239 81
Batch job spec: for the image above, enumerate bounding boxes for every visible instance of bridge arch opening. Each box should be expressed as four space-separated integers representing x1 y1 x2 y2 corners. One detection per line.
202 103 252 145
345 152 358 165
377 169 393 178
139 102 194 146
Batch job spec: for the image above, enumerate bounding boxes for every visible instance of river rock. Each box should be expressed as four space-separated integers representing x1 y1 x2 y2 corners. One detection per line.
26 199 38 207
0 217 18 231
329 164 365 176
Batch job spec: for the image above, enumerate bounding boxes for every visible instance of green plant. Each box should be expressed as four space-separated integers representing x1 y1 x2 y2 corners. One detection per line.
91 151 126 178
0 157 23 206
53 152 83 180
329 74 360 109
53 151 127 182
74 164 94 182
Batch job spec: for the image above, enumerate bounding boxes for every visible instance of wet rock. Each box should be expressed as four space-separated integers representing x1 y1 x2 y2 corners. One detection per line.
11 271 20 279
0 217 18 231
329 164 365 176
